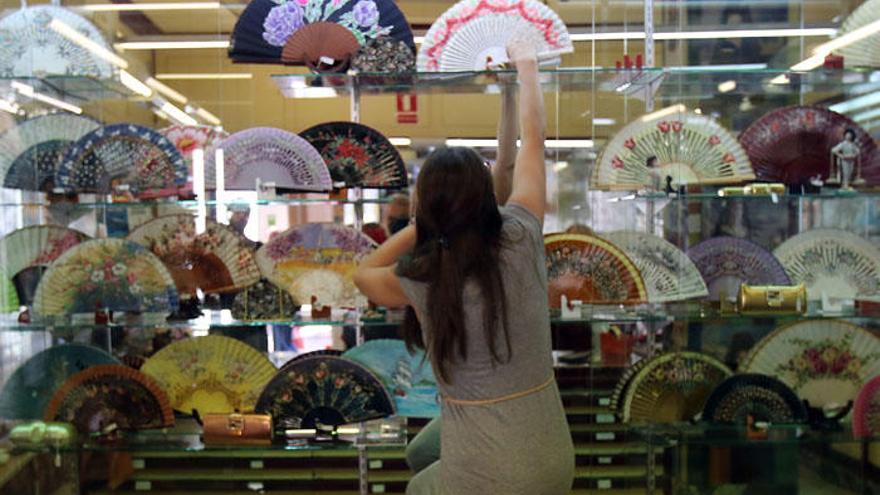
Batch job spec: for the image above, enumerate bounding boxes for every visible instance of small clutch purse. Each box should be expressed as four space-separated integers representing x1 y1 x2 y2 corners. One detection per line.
202 413 273 446
738 283 807 315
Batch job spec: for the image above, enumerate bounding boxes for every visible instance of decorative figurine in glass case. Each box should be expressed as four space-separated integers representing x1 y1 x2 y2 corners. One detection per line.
829 128 863 189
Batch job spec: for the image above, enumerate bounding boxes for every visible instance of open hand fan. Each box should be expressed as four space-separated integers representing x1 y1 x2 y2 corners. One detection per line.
0 6 114 78
417 0 573 71
593 111 754 190
835 0 880 68
0 271 18 312
300 122 407 188
703 374 807 425
230 0 414 64
214 127 332 191
544 233 647 308
739 106 878 185
0 225 88 305
687 236 790 301
741 320 880 408
854 375 880 438
159 125 228 189
343 339 439 418
256 354 394 429
127 214 260 296
602 231 708 303
610 358 652 416
0 344 119 420
32 239 179 316
56 124 188 197
281 22 360 71
256 223 376 308
232 278 299 321
772 229 880 302
0 114 101 191
140 335 276 415
45 364 174 433
622 351 732 423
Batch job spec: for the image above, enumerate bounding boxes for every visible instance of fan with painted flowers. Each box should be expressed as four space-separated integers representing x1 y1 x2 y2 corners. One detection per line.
159 125 229 190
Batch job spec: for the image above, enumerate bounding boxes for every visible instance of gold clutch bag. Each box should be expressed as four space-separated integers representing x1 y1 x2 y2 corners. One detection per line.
202 414 273 446
738 283 807 315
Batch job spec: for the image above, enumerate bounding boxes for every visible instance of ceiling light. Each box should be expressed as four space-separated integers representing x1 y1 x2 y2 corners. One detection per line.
155 73 253 80
0 100 20 114
790 19 880 71
592 118 616 126
145 77 187 104
48 18 129 69
195 107 221 126
12 82 83 114
154 99 198 126
639 103 687 122
81 2 221 11
388 137 412 146
119 70 153 97
829 91 880 113
116 40 230 50
289 87 338 98
854 107 880 122
717 80 737 93
554 161 569 172
445 138 593 149
770 74 790 85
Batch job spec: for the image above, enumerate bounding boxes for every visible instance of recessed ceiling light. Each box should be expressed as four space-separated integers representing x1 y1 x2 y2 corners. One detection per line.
155 73 253 80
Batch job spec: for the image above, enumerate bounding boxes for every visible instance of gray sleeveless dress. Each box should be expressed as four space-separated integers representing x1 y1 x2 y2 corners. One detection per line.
399 204 575 494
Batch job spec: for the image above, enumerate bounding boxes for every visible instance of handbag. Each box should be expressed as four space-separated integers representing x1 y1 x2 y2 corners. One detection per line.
738 283 807 315
202 413 273 446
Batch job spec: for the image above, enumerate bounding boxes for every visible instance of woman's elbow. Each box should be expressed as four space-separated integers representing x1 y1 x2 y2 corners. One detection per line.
353 267 368 293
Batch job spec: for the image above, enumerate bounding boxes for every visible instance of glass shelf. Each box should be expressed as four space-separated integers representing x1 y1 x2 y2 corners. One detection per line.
635 423 875 448
0 75 131 102
0 196 393 209
606 189 880 203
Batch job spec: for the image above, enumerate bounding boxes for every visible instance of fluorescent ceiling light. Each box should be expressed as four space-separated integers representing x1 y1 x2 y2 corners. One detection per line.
146 77 187 104
48 18 129 69
717 80 737 93
854 107 880 122
81 2 221 11
0 100 20 114
770 74 790 85
445 138 593 149
119 70 153 97
289 87 338 98
388 137 412 146
790 19 880 71
155 73 253 80
592 118 616 126
156 99 198 126
116 40 230 50
195 107 221 126
639 103 687 122
11 82 83 114
829 91 880 113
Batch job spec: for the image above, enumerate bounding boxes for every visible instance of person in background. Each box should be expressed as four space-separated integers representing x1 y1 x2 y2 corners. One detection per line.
353 41 574 494
385 193 411 235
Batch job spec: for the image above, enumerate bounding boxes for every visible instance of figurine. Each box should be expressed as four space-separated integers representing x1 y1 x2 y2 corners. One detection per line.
645 155 662 192
829 128 862 190
664 175 675 195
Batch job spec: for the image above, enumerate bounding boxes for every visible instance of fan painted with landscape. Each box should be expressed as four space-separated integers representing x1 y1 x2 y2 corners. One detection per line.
140 335 276 415
544 233 647 308
0 114 101 191
0 225 89 305
739 106 879 185
835 0 880 68
417 0 573 71
300 122 407 188
702 374 807 425
45 364 174 433
214 127 332 191
0 344 119 420
32 239 179 316
343 339 439 418
772 229 880 302
687 236 790 301
593 111 754 190
127 214 260 296
256 354 395 429
622 352 732 423
55 124 188 197
256 223 376 308
0 6 114 78
602 231 708 303
230 0 414 65
853 375 880 438
159 125 228 190
742 320 880 408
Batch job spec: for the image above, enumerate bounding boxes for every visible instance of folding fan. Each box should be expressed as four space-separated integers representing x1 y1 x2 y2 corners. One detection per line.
835 0 880 68
232 278 299 321
140 335 276 415
256 354 395 429
0 114 101 191
0 6 114 78
159 125 228 189
127 214 261 296
45 364 174 433
621 351 732 423
543 233 647 308
0 344 120 420
213 127 332 191
343 339 439 418
256 223 376 308
281 22 361 71
32 239 179 316
602 231 708 303
0 225 88 305
772 229 880 302
55 123 188 197
610 357 652 416
352 36 416 73
702 374 807 425
739 106 878 185
229 0 414 64
417 0 573 71
0 270 19 312
741 320 880 408
853 375 880 438
687 236 790 301
593 111 754 190
300 122 407 188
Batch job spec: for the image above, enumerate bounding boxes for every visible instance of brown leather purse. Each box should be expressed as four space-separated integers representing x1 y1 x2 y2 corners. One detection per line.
738 283 807 315
202 413 273 446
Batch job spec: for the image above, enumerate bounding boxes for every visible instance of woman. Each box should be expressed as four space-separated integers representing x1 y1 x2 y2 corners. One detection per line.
353 41 574 494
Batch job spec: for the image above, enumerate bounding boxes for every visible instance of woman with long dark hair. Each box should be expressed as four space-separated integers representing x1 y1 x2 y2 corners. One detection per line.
353 41 574 494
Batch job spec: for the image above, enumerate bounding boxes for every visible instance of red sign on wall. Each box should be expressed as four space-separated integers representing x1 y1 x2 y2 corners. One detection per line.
396 93 418 124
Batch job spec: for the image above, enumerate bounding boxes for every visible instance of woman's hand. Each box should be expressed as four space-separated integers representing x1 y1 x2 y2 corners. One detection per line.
506 39 538 70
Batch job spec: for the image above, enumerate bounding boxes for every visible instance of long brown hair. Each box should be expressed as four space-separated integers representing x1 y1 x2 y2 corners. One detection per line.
396 147 510 382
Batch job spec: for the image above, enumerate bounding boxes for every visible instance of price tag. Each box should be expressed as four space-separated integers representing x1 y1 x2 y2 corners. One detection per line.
250 460 264 469
369 460 383 469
